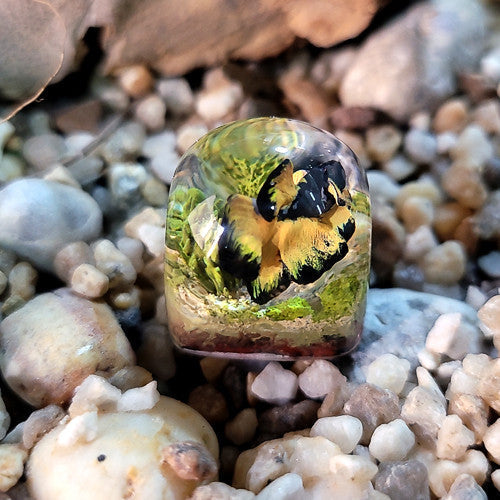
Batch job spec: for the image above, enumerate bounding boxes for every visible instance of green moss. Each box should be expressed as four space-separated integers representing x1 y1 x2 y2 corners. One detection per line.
312 269 366 322
351 191 370 216
264 297 314 321
165 186 236 295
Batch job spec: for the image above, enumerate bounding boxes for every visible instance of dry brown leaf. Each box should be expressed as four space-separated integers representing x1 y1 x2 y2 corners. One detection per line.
0 0 66 121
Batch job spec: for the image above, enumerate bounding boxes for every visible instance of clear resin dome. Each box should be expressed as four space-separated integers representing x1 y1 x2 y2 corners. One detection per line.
165 118 371 359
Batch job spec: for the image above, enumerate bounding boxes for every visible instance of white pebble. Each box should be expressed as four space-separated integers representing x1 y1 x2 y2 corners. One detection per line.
196 82 243 121
136 223 165 258
404 128 437 164
369 419 415 462
298 360 345 399
57 411 98 447
426 312 480 360
418 348 442 371
492 469 500 492
117 381 160 412
329 454 378 483
366 354 410 395
0 444 27 492
156 78 194 116
116 237 144 273
256 473 304 500
382 154 416 181
483 419 500 465
251 362 298 404
437 414 475 461
310 415 363 454
450 124 493 168
404 225 438 262
134 94 166 131
93 239 137 288
366 171 400 203
70 375 122 417
478 251 500 278
465 286 488 311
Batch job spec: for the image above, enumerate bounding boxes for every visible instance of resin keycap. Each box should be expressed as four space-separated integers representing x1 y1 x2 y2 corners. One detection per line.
165 117 371 359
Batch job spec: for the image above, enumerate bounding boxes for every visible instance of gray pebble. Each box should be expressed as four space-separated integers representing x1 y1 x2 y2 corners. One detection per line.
478 251 500 278
0 179 102 270
22 134 67 170
374 460 430 500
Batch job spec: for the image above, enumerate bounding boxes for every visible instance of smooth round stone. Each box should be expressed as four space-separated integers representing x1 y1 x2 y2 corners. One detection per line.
165 118 371 359
0 179 102 270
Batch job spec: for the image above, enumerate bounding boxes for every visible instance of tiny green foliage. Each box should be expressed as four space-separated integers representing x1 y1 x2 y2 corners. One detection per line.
165 186 234 294
313 270 365 322
264 297 314 321
351 191 371 216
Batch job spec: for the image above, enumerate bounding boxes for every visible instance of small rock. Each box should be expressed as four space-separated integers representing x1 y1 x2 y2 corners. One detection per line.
188 384 228 424
365 125 402 163
472 99 500 135
93 239 137 288
22 133 67 170
369 419 415 462
484 419 500 464
116 237 144 273
477 358 500 413
134 94 166 131
383 154 417 182
54 99 103 134
108 162 149 209
450 124 494 168
0 271 6 296
317 381 352 418
366 171 400 204
176 122 208 154
251 362 298 405
0 289 135 407
71 263 109 299
91 76 130 111
401 382 446 448
22 405 66 450
136 324 175 382
0 444 27 492
436 415 475 461
404 225 438 262
222 364 248 411
427 450 488 498
433 202 471 241
474 190 500 239
256 472 303 500
156 77 194 116
492 469 500 493
54 241 95 283
442 162 488 210
298 360 346 400
136 223 165 258
404 129 438 165
366 354 411 395
259 400 320 436
225 409 258 446
343 383 400 444
436 132 458 154
43 164 81 189
0 153 25 183
100 122 146 163
8 262 37 301
373 460 430 500
310 415 363 453
425 312 480 360
400 196 434 233
448 393 489 445
0 179 102 271
191 482 255 500
0 122 15 161
465 286 487 311
444 473 487 500
117 65 153 98
422 241 466 285
395 178 443 213
478 251 500 278
433 99 469 134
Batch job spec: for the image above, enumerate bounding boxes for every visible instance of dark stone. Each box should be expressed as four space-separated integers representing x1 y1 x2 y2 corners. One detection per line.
374 460 430 500
258 399 320 435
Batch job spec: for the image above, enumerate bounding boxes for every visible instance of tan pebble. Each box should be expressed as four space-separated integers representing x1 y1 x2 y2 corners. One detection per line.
117 65 153 98
0 444 27 492
400 196 434 232
433 202 471 241
124 207 164 240
422 241 466 285
366 125 402 163
93 239 136 288
200 357 229 383
436 414 475 461
472 99 500 134
453 216 478 255
176 122 208 154
43 164 81 189
22 405 66 449
108 286 140 309
134 94 166 131
0 271 6 296
54 241 94 283
478 295 500 337
433 98 469 134
395 179 443 214
477 358 500 413
317 382 353 418
188 384 228 424
140 177 168 206
71 263 109 299
8 262 37 301
442 162 488 210
448 393 489 444
225 408 258 446
291 359 313 375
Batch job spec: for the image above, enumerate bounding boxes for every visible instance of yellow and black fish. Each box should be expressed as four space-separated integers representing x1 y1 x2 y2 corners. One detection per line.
218 159 355 304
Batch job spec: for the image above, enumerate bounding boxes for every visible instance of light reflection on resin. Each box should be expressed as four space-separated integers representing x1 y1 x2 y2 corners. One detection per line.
165 118 371 359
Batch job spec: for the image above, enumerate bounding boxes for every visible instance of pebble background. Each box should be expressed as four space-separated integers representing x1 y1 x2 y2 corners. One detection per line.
0 0 500 498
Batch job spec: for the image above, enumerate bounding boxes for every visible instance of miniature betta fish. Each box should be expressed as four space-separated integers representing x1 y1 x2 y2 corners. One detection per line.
218 158 355 304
